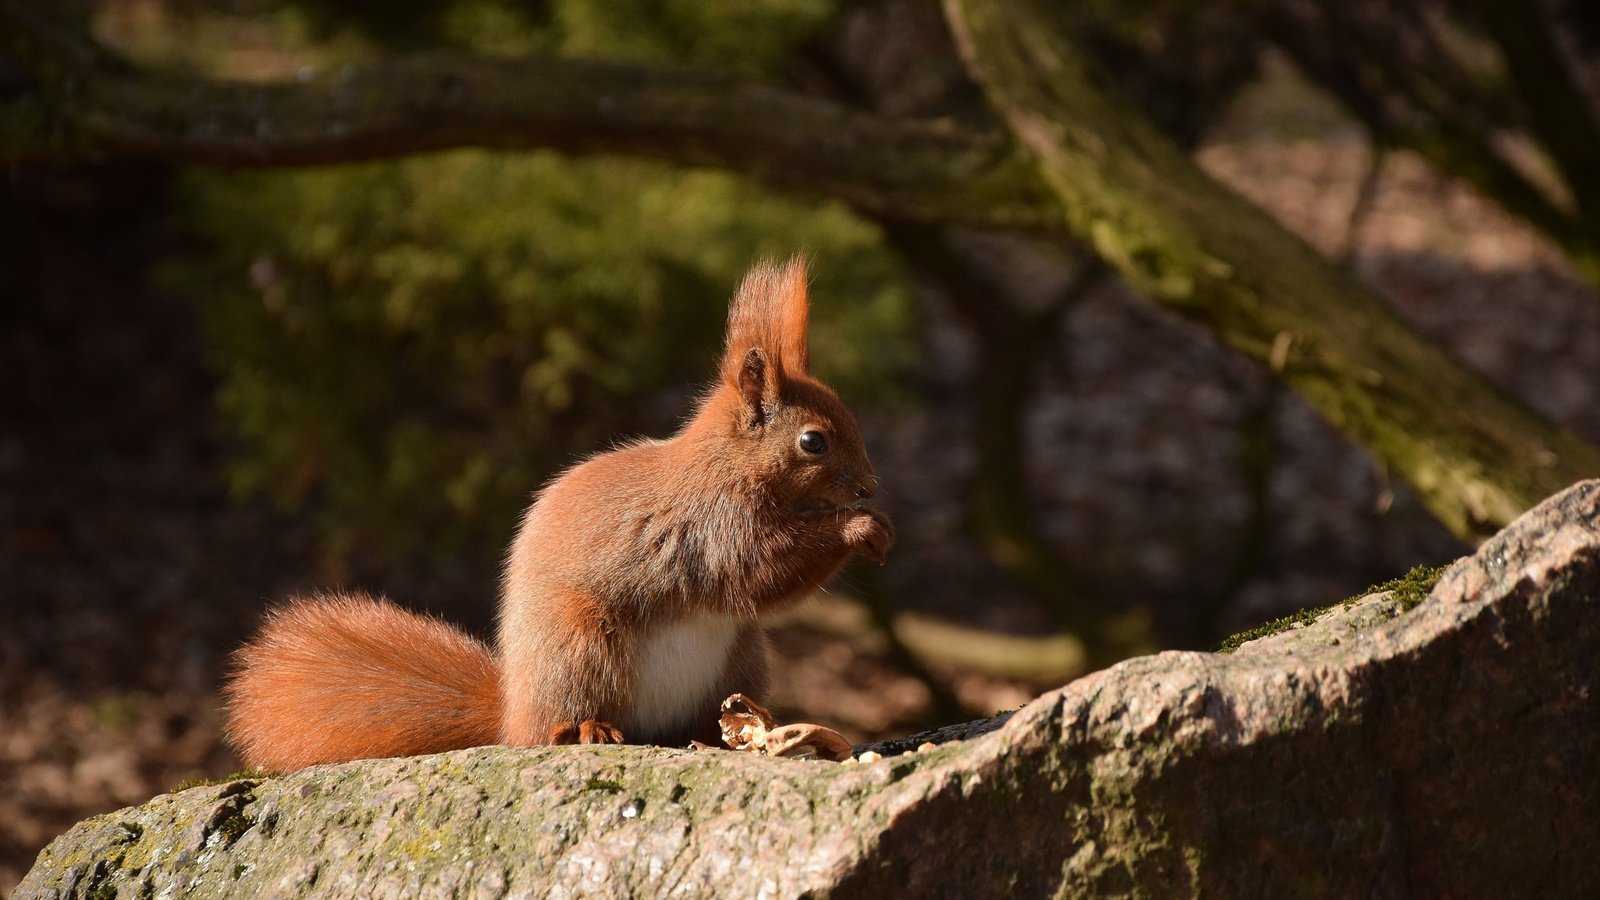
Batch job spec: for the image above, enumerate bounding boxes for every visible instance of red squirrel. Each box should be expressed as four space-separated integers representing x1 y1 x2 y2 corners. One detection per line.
223 258 895 771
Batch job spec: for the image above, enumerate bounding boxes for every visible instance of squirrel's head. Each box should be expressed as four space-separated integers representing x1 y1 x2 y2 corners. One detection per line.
701 257 880 515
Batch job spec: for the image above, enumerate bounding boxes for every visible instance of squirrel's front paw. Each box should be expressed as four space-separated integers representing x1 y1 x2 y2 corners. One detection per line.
843 508 895 565
550 719 625 746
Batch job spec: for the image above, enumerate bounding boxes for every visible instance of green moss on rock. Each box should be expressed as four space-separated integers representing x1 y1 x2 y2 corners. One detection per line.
1217 564 1448 653
170 769 274 793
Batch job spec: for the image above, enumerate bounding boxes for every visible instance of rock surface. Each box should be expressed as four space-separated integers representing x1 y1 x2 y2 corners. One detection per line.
19 480 1600 899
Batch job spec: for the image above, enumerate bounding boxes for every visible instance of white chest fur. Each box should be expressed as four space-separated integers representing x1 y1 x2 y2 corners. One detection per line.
622 613 739 740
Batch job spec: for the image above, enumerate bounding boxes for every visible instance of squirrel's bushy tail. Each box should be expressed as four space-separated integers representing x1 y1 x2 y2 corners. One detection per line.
223 593 502 772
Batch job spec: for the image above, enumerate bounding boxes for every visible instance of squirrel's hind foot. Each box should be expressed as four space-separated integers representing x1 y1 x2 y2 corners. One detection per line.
550 719 625 745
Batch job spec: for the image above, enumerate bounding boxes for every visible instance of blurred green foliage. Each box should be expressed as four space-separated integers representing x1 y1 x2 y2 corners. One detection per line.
160 0 914 558
271 0 834 67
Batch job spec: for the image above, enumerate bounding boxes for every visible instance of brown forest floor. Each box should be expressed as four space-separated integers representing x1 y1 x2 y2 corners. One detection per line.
4 129 1599 893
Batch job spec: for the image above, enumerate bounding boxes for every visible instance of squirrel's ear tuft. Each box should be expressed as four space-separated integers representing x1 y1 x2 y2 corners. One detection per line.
773 256 810 376
721 256 811 415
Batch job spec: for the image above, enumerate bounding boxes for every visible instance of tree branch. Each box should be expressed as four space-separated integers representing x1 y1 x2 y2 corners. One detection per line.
942 0 1600 540
0 1 1053 232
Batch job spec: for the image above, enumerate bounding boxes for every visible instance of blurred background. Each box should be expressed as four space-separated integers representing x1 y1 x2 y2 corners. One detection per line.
5 0 1600 889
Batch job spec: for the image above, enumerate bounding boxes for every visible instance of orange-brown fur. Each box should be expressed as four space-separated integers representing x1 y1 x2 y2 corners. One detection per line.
224 257 894 770
224 594 501 772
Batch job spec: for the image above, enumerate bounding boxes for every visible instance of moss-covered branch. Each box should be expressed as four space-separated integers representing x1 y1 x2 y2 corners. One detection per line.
942 0 1600 539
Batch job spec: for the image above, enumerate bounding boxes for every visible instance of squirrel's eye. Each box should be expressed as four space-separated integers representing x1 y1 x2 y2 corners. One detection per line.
798 430 828 455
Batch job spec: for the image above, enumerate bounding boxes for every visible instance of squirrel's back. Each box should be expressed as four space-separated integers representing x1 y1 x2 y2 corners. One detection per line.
223 593 501 771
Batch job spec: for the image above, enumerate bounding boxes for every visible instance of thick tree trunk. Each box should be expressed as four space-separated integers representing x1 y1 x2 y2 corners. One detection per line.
942 0 1600 540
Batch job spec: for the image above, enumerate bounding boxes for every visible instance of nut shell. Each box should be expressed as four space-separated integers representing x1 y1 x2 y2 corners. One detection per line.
716 694 854 762
718 694 776 752
764 723 854 762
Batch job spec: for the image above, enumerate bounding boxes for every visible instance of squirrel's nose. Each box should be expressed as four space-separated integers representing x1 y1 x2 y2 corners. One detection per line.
852 476 878 500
